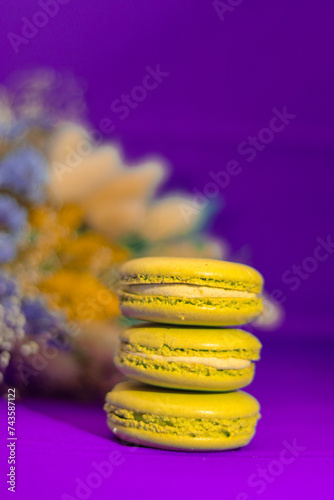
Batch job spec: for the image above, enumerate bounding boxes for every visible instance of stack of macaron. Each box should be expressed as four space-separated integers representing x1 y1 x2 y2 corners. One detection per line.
105 257 263 451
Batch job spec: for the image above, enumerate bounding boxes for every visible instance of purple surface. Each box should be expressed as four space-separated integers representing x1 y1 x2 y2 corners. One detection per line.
1 334 334 500
0 1 333 498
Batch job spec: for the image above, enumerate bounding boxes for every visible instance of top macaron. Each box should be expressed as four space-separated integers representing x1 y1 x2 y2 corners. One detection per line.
117 257 263 326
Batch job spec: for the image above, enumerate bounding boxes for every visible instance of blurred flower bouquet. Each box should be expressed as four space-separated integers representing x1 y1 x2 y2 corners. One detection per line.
0 70 228 398
0 70 281 399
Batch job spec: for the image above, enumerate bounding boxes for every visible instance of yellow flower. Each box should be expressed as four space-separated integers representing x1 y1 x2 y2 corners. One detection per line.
58 232 128 273
39 270 120 321
11 204 84 288
30 204 83 233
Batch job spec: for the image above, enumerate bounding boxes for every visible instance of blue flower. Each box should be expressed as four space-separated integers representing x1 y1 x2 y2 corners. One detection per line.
0 195 27 263
0 271 72 387
0 271 19 299
0 121 29 141
22 298 70 349
0 233 17 263
0 194 27 235
0 146 48 203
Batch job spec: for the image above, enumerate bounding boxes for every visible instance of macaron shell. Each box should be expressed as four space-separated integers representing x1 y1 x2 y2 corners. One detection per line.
120 324 262 352
115 356 256 391
119 292 263 326
106 381 260 418
108 421 256 451
118 257 263 293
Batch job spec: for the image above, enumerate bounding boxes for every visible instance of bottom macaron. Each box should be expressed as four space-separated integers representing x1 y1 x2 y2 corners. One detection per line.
104 381 261 451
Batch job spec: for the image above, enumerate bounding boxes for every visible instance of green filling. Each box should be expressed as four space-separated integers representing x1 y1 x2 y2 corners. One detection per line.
105 404 259 437
116 352 254 377
119 292 261 309
122 342 259 360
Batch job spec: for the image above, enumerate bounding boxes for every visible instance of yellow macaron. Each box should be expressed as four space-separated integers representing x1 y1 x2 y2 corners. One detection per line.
105 380 261 451
117 257 263 326
115 324 262 391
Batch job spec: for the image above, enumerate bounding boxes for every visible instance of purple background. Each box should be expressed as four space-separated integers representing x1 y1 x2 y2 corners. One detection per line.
0 1 333 499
